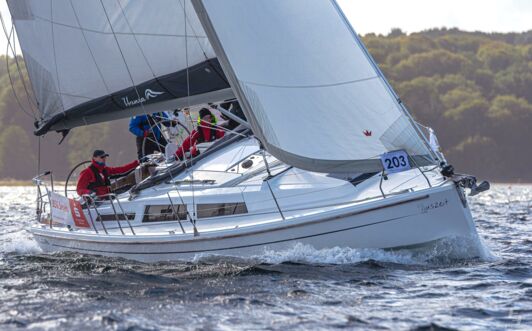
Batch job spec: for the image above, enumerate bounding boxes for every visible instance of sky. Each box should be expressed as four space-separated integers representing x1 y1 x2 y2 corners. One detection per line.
338 0 532 35
0 0 531 52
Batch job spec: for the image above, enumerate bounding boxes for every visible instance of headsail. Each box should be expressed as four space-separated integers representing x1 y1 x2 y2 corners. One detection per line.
7 0 232 135
193 0 435 173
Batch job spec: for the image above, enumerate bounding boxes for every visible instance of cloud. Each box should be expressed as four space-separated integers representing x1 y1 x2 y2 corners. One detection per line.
336 0 532 35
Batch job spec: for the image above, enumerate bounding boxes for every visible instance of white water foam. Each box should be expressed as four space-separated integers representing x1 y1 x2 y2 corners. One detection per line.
252 234 496 266
189 233 495 266
0 229 42 255
258 243 420 265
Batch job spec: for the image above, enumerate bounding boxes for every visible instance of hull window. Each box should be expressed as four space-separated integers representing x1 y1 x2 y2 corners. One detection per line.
143 205 187 222
197 202 248 219
97 213 135 222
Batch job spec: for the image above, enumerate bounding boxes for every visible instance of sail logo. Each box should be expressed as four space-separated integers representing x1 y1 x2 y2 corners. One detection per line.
145 89 164 100
122 89 165 107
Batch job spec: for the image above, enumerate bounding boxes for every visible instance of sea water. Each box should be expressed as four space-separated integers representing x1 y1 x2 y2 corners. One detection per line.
0 185 530 330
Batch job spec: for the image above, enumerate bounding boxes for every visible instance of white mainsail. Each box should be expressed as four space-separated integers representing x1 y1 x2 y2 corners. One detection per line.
7 0 232 135
193 0 434 173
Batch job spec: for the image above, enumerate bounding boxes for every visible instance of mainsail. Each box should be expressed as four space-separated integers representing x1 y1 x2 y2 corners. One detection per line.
193 0 435 173
7 0 232 135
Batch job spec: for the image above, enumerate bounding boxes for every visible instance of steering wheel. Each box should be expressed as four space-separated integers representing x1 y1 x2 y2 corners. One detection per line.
64 159 140 198
141 119 191 158
64 160 91 199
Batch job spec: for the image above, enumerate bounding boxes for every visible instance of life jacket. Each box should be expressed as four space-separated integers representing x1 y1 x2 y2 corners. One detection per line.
196 126 218 143
86 165 110 192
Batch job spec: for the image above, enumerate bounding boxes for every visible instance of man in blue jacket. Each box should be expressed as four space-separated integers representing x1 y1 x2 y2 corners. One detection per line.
129 112 173 159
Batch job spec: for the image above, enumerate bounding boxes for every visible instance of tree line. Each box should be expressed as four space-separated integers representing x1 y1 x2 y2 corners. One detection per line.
0 28 530 182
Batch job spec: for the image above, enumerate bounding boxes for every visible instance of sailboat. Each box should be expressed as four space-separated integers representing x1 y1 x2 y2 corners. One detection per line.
7 0 489 262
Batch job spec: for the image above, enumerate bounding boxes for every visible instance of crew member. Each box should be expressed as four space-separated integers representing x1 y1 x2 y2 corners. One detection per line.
174 108 224 160
129 112 174 159
76 150 139 198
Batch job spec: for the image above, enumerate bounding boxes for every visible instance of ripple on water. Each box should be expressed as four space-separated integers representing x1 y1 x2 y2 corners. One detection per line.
0 185 531 331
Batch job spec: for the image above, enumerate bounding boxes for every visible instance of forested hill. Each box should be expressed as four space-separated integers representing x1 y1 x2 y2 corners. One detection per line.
0 28 531 182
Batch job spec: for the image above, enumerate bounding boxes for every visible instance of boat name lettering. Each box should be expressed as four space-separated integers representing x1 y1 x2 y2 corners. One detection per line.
51 199 69 212
121 89 165 107
419 199 448 213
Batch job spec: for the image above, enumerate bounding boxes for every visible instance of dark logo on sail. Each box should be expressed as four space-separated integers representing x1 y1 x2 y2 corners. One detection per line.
122 89 165 107
363 130 372 137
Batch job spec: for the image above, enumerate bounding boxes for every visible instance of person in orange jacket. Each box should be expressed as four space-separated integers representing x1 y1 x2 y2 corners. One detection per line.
76 150 139 199
174 108 224 160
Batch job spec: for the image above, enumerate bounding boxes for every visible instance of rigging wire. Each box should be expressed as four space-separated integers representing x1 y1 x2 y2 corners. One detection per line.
1 13 44 179
37 135 41 174
69 0 111 95
98 0 145 115
0 14 36 119
180 0 198 227
116 0 178 104
9 25 39 112
196 123 248 138
113 0 199 234
98 0 169 156
111 1 168 157
116 0 157 83
113 4 181 154
176 1 228 85
50 1 66 115
4 34 33 119
0 13 38 112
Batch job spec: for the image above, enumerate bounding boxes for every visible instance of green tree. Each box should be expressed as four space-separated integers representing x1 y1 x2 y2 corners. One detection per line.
1 29 531 182
478 42 518 71
66 124 111 169
0 125 35 178
488 95 532 119
394 50 471 80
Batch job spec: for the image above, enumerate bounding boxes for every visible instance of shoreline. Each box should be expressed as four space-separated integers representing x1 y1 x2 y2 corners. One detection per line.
0 180 67 187
0 180 530 187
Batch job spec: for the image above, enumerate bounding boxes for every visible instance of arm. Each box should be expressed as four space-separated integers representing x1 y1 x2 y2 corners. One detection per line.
215 128 225 139
159 112 174 127
106 160 140 176
129 117 145 137
175 130 198 159
76 169 94 196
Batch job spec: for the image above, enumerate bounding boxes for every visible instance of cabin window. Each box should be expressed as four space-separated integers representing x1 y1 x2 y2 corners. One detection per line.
143 204 187 222
97 213 135 222
197 202 248 219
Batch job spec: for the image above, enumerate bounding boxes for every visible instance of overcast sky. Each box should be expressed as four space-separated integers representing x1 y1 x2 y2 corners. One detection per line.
339 0 532 35
0 0 531 52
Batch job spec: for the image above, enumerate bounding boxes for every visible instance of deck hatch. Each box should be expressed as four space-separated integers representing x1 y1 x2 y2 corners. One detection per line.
143 205 187 222
197 202 248 219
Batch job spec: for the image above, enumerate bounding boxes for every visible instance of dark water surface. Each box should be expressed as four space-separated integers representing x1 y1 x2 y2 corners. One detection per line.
0 185 530 330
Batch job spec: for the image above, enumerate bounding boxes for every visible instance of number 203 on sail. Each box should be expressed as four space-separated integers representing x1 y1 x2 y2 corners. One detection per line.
380 150 411 174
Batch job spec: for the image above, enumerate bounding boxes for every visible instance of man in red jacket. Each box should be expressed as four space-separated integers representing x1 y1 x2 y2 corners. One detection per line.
76 150 139 199
175 108 225 160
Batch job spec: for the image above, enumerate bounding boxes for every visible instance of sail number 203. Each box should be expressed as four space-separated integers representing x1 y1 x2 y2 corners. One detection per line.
380 150 411 174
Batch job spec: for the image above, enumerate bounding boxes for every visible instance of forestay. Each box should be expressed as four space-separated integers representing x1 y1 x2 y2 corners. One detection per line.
193 0 434 173
7 0 232 135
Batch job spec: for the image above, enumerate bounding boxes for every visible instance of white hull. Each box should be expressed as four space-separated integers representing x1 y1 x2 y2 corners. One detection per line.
32 183 477 262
